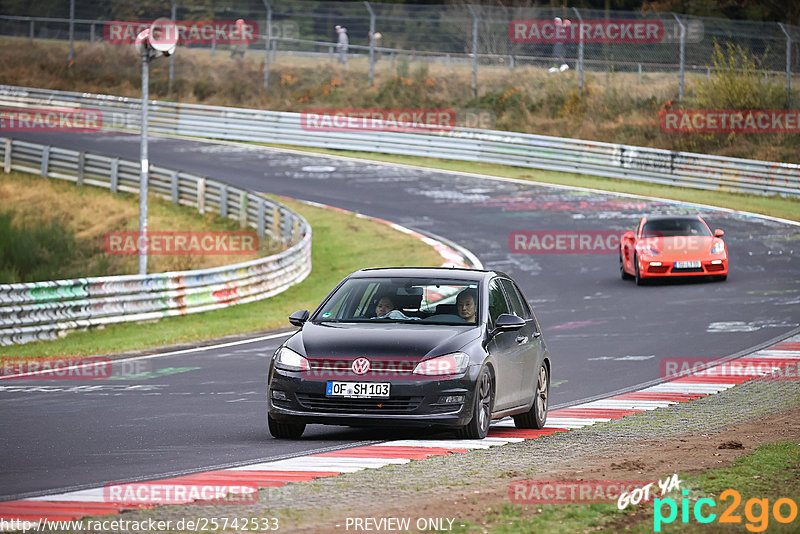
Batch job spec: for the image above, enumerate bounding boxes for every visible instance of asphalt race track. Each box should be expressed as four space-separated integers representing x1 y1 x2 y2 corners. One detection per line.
2 130 799 501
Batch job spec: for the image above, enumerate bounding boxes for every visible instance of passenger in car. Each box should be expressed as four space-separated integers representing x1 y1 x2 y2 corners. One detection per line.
375 296 396 317
456 289 477 323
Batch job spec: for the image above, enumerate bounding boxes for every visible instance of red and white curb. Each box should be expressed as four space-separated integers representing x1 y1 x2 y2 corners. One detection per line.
2 335 798 523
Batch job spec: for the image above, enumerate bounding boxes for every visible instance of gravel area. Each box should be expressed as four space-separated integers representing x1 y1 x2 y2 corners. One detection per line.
64 374 800 533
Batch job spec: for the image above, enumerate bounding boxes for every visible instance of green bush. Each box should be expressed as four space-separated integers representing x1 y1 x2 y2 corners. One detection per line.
0 211 80 283
690 41 784 109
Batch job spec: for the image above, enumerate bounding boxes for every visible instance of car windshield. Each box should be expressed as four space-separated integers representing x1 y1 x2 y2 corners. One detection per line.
313 277 480 325
642 218 711 237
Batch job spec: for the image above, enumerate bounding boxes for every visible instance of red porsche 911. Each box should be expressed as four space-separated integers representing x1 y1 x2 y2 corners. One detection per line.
620 215 728 285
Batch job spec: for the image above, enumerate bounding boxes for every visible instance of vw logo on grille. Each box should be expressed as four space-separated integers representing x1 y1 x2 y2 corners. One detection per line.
351 357 370 375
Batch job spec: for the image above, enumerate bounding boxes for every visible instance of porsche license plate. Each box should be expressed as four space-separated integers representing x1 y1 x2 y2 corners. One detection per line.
675 261 701 269
326 381 390 398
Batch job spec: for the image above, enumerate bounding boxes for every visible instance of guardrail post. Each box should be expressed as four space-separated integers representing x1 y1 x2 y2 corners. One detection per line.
197 178 206 214
272 206 280 238
239 191 248 228
779 23 792 107
4 139 11 173
466 5 478 97
170 172 179 203
257 199 265 238
29 20 34 42
40 146 50 178
77 151 85 186
365 1 376 87
673 14 685 101
110 158 119 192
572 7 584 90
90 24 95 43
219 184 228 218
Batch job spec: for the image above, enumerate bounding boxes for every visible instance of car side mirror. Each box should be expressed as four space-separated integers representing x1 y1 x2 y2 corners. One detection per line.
492 314 526 334
289 310 309 327
622 230 635 241
714 229 724 238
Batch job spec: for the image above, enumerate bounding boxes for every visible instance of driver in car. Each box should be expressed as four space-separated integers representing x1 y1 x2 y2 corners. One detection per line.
456 289 477 323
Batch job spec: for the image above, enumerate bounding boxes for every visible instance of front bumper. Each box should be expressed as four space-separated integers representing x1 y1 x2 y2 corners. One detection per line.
268 366 479 428
639 257 728 278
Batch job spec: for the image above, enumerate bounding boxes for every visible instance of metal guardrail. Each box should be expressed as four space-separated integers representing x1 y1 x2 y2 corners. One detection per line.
1 84 797 197
0 137 312 346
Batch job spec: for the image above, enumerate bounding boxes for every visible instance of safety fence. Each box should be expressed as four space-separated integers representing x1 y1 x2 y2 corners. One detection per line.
0 137 312 346
1 84 797 197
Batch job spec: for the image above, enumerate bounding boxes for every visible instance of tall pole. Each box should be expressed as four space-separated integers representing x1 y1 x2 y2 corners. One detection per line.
68 0 75 62
262 1 271 90
168 0 176 94
673 14 685 101
467 4 478 97
779 23 792 108
139 54 149 275
572 7 584 90
365 1 375 87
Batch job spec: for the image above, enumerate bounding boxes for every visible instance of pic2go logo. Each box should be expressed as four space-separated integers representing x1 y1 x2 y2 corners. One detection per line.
654 489 798 532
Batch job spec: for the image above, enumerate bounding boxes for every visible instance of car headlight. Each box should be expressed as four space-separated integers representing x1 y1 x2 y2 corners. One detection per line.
275 347 309 372
413 352 470 376
640 244 660 256
711 241 725 254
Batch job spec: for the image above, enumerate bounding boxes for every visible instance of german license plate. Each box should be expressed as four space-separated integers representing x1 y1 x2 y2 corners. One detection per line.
326 381 390 398
675 261 701 269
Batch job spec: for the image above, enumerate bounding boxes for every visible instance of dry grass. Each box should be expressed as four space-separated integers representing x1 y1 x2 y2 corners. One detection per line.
0 171 282 278
1 37 798 163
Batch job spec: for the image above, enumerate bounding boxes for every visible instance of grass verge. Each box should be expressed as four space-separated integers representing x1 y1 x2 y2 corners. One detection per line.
0 170 282 280
451 441 800 533
0 192 443 359
256 143 800 223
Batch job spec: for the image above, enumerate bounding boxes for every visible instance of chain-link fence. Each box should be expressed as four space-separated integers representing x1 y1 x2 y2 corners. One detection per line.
0 0 797 104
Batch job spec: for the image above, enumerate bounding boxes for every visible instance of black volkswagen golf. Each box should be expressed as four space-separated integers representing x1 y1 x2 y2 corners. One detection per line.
267 267 551 439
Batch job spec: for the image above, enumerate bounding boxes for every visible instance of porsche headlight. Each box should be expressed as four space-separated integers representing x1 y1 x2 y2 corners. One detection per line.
711 241 725 254
275 347 309 371
413 352 470 376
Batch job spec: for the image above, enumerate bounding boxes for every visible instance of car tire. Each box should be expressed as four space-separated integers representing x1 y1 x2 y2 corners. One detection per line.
620 254 633 280
268 413 306 439
456 367 494 440
634 254 646 286
716 275 727 282
513 363 549 429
